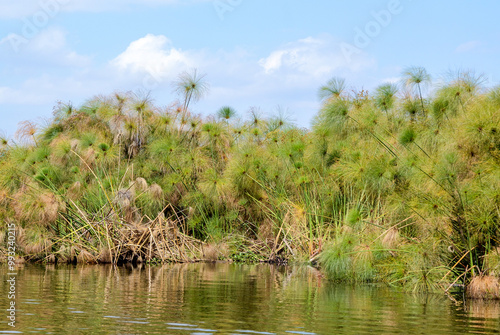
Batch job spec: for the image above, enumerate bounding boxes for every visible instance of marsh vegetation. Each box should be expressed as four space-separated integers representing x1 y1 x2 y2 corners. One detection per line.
0 68 499 295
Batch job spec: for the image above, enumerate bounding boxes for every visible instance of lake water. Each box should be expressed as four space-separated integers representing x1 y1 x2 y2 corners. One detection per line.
0 263 499 334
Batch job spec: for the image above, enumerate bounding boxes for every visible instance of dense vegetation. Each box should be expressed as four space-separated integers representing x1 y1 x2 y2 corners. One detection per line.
1 68 499 294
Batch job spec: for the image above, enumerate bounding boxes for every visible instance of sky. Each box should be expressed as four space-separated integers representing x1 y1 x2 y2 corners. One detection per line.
0 0 499 137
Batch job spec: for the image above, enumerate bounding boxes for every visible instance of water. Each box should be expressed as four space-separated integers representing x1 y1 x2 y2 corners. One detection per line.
0 263 499 334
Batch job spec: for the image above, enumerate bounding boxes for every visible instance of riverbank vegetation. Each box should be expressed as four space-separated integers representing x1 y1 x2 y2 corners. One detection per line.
1 67 499 295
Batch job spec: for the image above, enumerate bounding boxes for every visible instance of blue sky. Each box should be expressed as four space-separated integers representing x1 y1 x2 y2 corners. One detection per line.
0 0 499 136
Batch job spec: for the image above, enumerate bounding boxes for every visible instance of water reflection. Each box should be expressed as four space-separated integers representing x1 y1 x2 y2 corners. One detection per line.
0 263 499 334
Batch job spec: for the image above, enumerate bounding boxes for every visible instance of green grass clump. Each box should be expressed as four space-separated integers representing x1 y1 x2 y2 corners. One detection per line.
319 232 377 282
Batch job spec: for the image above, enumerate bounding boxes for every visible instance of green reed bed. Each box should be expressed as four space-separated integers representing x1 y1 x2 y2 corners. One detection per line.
0 68 499 296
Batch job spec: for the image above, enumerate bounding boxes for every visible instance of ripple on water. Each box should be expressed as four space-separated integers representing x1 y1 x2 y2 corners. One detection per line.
167 323 199 327
119 320 150 324
22 299 41 304
167 326 218 332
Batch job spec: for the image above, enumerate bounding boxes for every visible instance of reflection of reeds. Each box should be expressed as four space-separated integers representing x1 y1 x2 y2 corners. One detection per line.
4 263 489 333
465 298 500 319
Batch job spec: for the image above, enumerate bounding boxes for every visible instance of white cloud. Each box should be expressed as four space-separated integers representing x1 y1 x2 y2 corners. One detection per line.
0 27 91 68
258 35 375 81
110 34 196 83
455 41 481 53
260 50 287 74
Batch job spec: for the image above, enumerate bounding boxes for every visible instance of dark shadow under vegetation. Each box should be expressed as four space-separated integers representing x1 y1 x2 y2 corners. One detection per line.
0 68 499 297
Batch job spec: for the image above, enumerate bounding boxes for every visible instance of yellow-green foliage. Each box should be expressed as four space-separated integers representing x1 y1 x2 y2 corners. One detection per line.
0 71 498 292
319 232 377 282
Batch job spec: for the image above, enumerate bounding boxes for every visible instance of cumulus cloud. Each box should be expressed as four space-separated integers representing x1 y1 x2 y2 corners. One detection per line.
258 35 375 83
110 34 196 82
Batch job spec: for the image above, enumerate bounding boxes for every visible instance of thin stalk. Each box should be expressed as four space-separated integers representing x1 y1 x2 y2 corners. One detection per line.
417 84 425 114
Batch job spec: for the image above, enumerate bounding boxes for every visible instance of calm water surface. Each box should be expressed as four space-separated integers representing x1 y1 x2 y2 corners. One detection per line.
0 263 499 334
